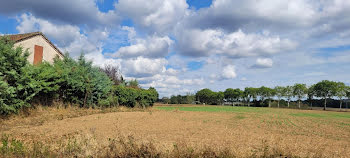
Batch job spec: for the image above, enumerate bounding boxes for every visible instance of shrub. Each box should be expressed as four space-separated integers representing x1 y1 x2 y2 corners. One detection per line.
114 86 158 108
53 54 113 107
0 38 35 115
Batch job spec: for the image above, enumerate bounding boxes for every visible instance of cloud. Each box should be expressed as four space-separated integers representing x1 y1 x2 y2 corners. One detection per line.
184 0 319 32
0 0 120 27
6 0 350 97
109 34 173 59
176 28 296 58
251 58 273 68
16 13 109 57
121 57 168 77
220 65 237 80
115 0 189 34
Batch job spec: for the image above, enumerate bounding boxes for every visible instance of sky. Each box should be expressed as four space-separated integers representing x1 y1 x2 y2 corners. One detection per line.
1 0 350 97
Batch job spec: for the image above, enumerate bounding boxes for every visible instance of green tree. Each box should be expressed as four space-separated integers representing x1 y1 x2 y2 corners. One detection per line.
224 88 235 104
185 93 195 104
162 97 170 104
314 80 337 110
53 54 112 107
196 88 214 105
284 86 294 108
224 88 243 105
267 88 275 107
0 37 36 115
258 86 272 107
293 83 307 109
127 79 140 89
244 87 255 107
307 85 316 109
216 91 225 105
346 86 350 109
274 86 285 108
335 82 347 110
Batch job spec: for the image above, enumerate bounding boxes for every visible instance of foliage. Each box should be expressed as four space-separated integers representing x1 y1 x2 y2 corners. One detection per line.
169 94 195 104
274 86 285 108
224 88 242 103
293 83 307 108
0 39 159 116
113 85 158 108
127 79 140 89
195 88 223 105
284 86 294 107
0 38 34 115
244 87 255 106
314 80 337 110
53 54 113 107
101 64 124 85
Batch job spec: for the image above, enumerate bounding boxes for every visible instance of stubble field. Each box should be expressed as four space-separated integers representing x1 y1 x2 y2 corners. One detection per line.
0 104 349 157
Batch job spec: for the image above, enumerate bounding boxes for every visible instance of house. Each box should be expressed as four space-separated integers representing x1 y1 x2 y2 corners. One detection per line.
3 32 64 65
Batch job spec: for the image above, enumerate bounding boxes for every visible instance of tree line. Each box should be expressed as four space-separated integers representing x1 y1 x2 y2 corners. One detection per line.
164 81 350 110
0 38 158 116
161 93 196 104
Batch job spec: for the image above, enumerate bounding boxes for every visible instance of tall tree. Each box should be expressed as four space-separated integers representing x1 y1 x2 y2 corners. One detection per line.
284 86 294 108
258 86 273 107
216 91 225 105
293 83 308 109
224 88 242 105
244 87 254 106
314 80 337 110
274 86 285 108
224 88 235 104
196 88 214 105
307 85 316 110
335 82 347 110
346 86 350 109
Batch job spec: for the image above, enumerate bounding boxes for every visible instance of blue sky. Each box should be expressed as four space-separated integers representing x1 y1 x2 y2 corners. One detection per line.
1 0 350 97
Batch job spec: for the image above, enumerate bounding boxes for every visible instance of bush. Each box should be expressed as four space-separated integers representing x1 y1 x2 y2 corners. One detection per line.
52 54 113 107
0 37 159 116
114 86 158 108
0 38 35 115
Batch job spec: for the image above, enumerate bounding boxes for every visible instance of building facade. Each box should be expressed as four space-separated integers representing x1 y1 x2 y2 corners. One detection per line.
5 32 63 64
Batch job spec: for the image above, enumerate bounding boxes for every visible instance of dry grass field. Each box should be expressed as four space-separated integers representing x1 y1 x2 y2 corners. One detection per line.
0 104 349 157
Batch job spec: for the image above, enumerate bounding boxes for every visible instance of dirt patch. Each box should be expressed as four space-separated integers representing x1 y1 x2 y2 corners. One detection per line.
1 108 349 157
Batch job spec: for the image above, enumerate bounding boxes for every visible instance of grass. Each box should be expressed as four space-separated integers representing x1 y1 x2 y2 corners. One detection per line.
156 105 350 119
290 112 350 119
155 105 269 113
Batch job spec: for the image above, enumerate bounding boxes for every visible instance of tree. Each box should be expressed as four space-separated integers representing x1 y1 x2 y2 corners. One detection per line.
258 86 273 107
0 37 34 115
307 85 316 110
224 88 242 105
346 86 350 109
101 64 124 85
284 86 294 108
293 83 307 109
334 82 347 110
216 91 225 105
161 97 170 104
127 79 140 89
196 88 214 105
314 80 337 110
244 87 257 107
274 86 285 108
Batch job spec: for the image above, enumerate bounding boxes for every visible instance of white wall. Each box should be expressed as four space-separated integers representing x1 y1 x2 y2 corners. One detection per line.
14 35 63 64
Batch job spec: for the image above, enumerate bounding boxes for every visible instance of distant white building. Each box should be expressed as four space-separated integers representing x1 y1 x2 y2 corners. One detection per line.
4 32 63 64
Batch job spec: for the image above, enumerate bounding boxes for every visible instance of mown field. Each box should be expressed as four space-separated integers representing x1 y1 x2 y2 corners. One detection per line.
0 104 349 157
